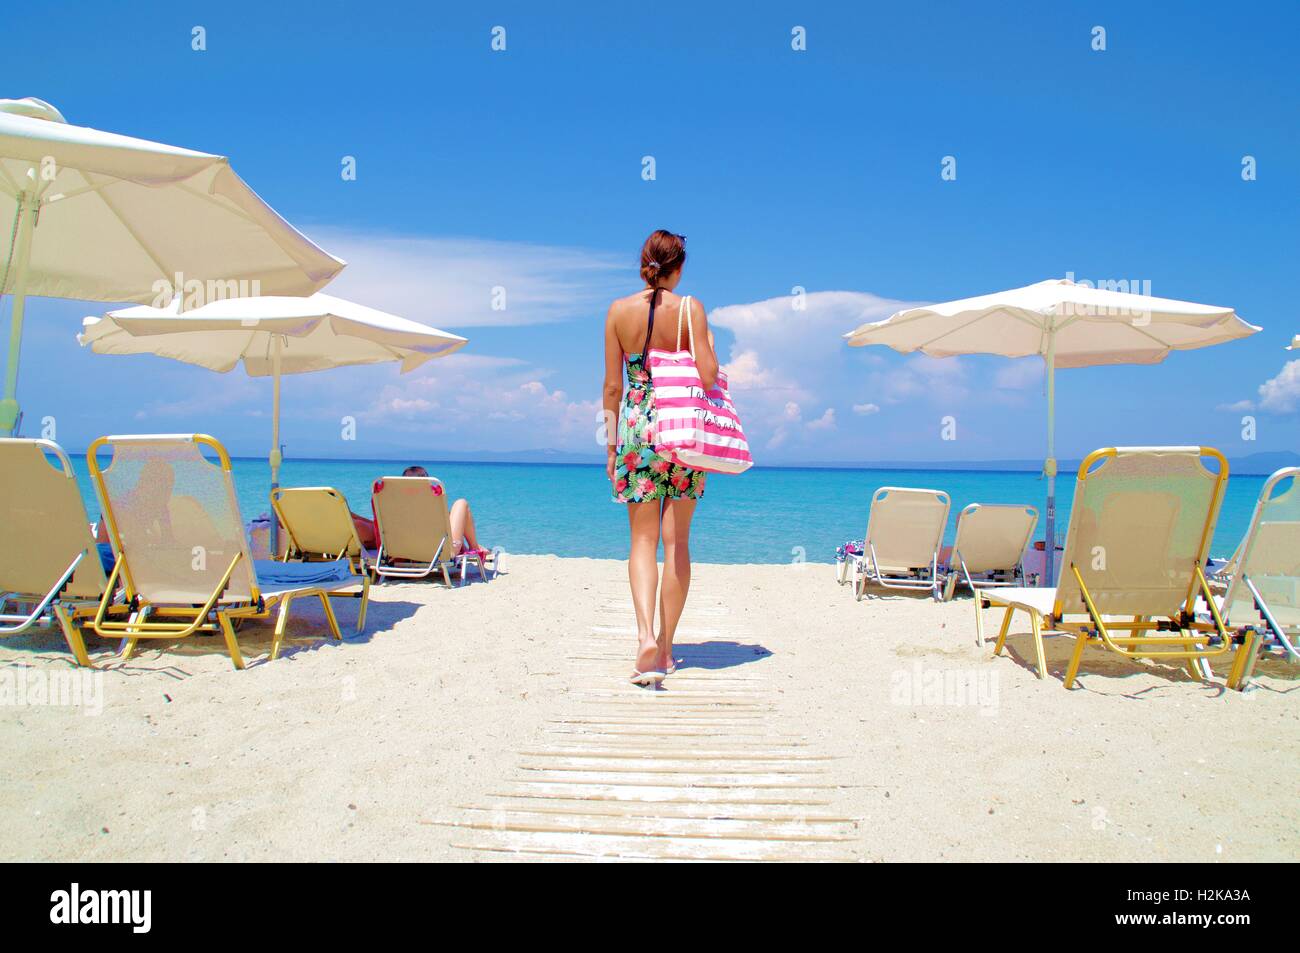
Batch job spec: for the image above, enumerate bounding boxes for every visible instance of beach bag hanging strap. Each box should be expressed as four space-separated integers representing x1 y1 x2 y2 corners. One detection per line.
647 295 754 475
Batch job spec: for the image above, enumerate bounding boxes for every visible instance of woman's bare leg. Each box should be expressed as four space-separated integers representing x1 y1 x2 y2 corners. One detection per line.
449 498 481 553
627 501 662 674
658 498 697 671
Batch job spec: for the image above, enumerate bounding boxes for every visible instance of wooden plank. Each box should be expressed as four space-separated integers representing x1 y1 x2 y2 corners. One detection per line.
452 830 858 862
519 760 826 777
549 715 771 725
470 798 856 824
515 769 835 787
544 726 806 739
492 781 834 805
447 810 856 843
519 748 834 762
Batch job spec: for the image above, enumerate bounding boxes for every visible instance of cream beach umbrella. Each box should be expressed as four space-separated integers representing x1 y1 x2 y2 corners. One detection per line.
1288 335 1299 350
844 278 1260 585
0 97 345 435
80 292 468 551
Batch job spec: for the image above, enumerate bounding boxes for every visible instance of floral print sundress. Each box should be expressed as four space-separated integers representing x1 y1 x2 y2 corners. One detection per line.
612 351 706 503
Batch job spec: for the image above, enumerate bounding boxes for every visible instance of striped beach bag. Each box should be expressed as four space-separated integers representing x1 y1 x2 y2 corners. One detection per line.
645 295 753 474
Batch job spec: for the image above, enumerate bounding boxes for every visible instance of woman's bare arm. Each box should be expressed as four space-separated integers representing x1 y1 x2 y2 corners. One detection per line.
688 298 719 390
602 306 624 481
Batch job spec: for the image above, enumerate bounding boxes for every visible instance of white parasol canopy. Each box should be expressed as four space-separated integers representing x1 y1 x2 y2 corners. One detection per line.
845 277 1260 585
0 97 345 434
81 293 468 550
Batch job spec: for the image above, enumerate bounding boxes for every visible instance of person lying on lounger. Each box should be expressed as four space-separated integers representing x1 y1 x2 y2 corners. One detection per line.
399 465 489 556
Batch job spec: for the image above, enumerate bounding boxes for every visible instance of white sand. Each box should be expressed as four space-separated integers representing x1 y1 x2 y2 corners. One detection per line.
0 555 1295 862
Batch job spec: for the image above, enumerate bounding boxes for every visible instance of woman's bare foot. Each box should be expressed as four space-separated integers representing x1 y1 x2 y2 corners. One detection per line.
632 635 661 683
657 642 678 673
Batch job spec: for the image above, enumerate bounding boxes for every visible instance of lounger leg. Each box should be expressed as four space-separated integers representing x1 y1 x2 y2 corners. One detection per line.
120 637 139 661
218 612 246 670
271 596 294 661
1183 655 1205 682
1063 629 1089 689
355 575 370 633
943 573 957 602
992 607 1013 657
1226 630 1257 691
317 591 342 641
973 595 986 647
1029 611 1047 680
52 604 92 668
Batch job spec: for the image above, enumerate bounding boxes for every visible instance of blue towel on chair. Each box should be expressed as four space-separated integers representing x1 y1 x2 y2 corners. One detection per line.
254 559 355 589
97 542 116 574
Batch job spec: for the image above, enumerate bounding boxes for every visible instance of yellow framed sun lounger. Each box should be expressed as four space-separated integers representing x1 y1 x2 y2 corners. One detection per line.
980 446 1233 687
270 486 372 630
87 434 369 669
1218 466 1299 690
854 486 950 602
0 438 117 666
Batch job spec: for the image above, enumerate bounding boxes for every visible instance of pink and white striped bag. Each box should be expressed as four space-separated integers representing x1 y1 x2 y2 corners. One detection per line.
646 295 753 474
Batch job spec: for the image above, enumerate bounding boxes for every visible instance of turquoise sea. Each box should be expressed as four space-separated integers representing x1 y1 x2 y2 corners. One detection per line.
66 456 1264 564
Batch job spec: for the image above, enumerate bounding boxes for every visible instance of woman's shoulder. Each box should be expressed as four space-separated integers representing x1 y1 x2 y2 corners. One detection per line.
607 289 704 318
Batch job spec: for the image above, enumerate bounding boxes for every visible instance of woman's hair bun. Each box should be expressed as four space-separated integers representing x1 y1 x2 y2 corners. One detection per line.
639 230 686 288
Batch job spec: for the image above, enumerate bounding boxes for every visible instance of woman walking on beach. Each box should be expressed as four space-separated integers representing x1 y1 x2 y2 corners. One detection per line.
603 230 719 686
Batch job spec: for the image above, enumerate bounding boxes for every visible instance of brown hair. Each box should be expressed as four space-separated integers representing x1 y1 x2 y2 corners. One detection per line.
639 229 687 291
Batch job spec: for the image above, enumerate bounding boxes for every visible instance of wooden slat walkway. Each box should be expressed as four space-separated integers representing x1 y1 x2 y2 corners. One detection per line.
442 591 861 861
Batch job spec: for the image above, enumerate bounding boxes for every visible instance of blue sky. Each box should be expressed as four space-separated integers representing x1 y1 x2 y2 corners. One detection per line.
4 0 1297 464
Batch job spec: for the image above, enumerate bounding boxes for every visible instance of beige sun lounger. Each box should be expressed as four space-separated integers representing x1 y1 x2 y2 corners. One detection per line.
86 434 369 669
272 486 375 575
980 447 1233 687
0 438 114 665
942 503 1038 611
371 476 496 586
1218 467 1299 690
270 486 372 630
853 487 950 601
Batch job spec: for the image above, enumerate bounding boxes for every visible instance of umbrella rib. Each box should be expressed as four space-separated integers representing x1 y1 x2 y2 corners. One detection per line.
43 179 114 204
174 180 257 225
1123 321 1175 348
75 169 173 283
914 309 1046 353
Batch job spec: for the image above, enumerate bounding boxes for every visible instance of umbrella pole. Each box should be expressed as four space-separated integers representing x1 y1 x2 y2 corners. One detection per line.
0 189 38 437
1043 339 1057 588
269 335 283 558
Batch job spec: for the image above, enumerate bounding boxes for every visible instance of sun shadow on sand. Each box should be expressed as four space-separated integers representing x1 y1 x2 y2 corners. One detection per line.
0 598 424 675
671 641 773 672
990 628 1300 698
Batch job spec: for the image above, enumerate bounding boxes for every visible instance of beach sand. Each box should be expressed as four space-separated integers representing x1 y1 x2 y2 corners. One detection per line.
1 554 1296 862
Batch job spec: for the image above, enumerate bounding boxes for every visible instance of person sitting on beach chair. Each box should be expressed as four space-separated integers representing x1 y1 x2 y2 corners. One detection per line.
369 466 496 584
400 465 489 559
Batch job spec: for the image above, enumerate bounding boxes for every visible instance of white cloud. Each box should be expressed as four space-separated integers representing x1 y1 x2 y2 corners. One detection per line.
852 402 880 416
872 354 969 405
807 408 836 430
1258 359 1300 413
357 352 601 451
993 359 1043 390
1218 359 1300 415
711 290 913 452
311 227 628 328
1217 399 1255 413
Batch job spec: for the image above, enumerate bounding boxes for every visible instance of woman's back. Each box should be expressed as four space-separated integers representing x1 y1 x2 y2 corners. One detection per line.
609 288 697 356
